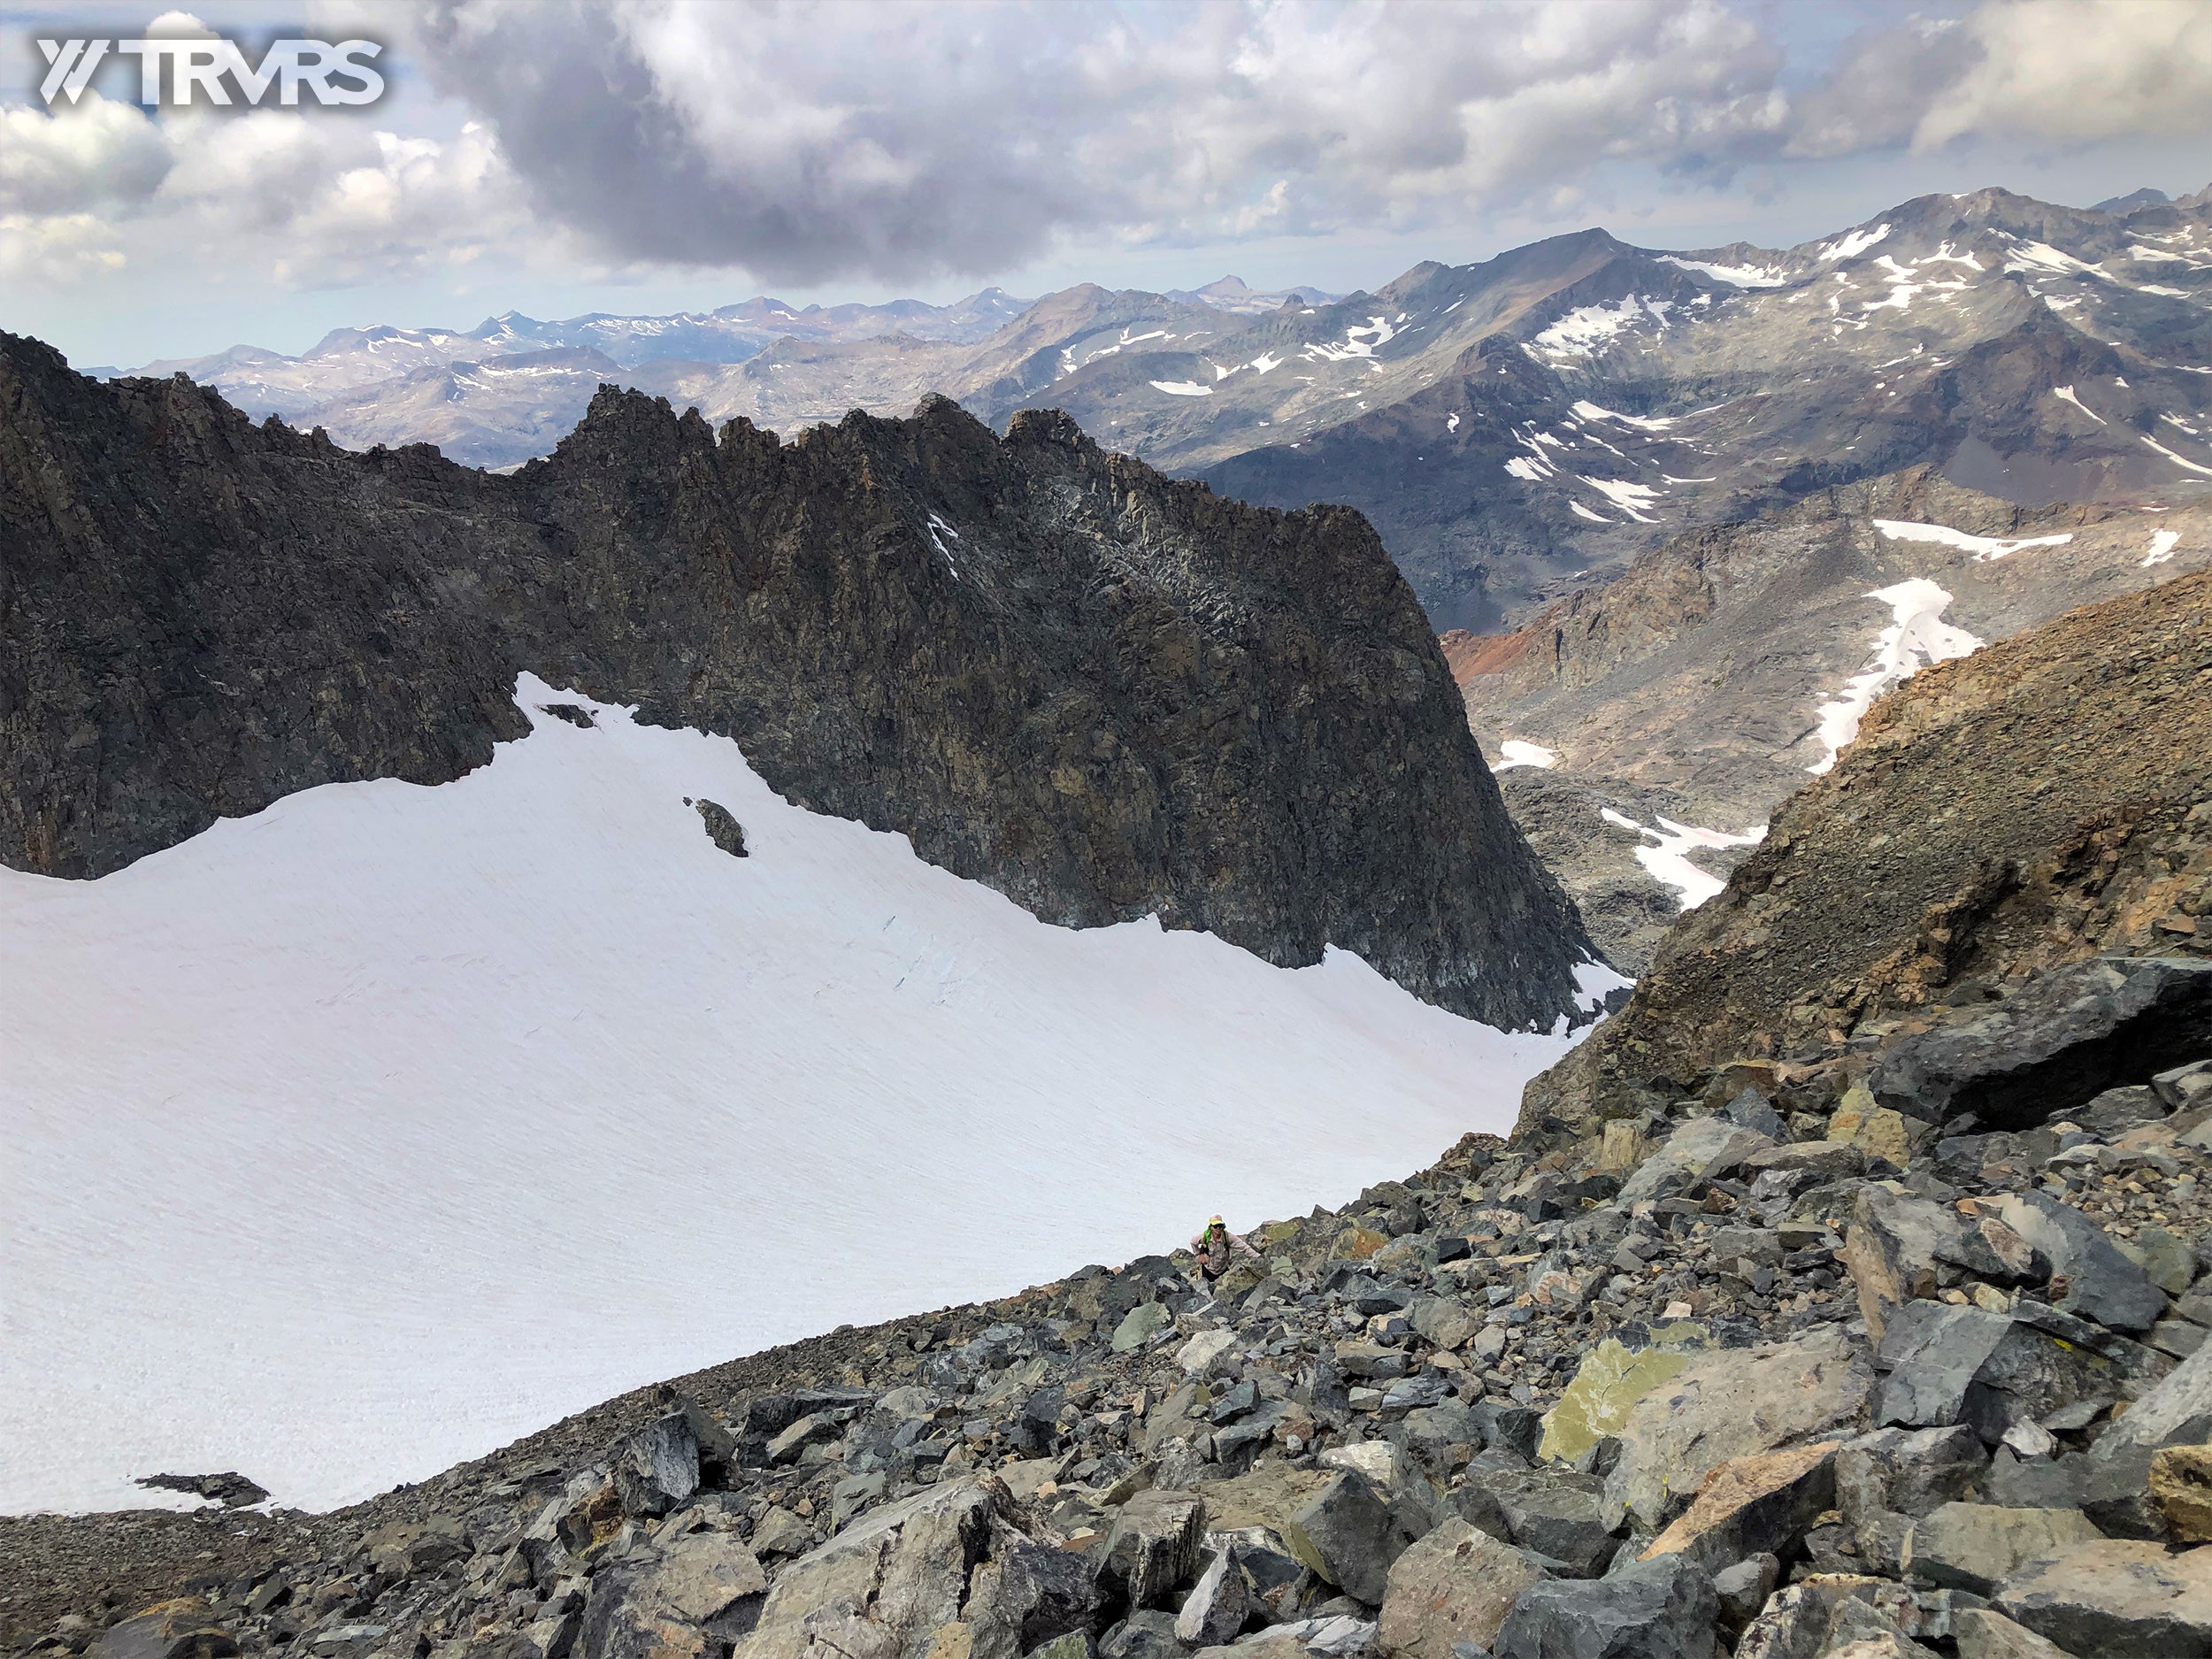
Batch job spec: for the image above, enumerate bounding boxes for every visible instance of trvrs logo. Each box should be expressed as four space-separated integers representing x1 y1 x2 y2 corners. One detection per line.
37 36 386 107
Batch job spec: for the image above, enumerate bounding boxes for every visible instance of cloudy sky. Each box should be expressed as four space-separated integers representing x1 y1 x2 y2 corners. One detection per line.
5 0 2211 368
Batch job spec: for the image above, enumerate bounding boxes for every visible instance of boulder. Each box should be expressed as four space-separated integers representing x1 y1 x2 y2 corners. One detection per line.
1493 1553 1718 1659
1376 1519 1548 1659
750 1509 812 1559
1112 1303 1173 1354
1993 1538 2212 1659
1904 1503 2103 1596
1742 1141 1868 1184
2155 1059 2212 1112
1472 1464 1617 1578
1100 1612 1180 1659
1603 1326 1871 1532
1831 1087 1916 1165
1952 1609 2073 1659
1835 1426 1986 1524
736 1478 1023 1659
1191 1614 1375 1659
1995 1194 2169 1333
1710 1555 1778 1632
585 1533 768 1659
2154 1445 2212 1542
1408 1296 1479 1355
1102 1490 1207 1612
1173 1546 1253 1647
1640 1441 1839 1576
1285 1470 1423 1607
1619 1118 1774 1203
967 1539 1104 1659
1178 1331 1240 1379
1724 1087 1787 1141
615 1416 699 1522
1868 956 2212 1132
2098 1331 2212 1453
1538 1339 1697 1466
767 1413 842 1467
1963 1305 2157 1446
1874 1303 2012 1427
1731 1577 1922 1659
91 1601 238 1659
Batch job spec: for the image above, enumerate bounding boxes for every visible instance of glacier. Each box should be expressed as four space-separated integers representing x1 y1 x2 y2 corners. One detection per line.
0 676 1574 1515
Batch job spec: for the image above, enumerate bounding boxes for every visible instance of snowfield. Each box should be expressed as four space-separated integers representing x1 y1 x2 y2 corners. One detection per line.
0 678 1576 1516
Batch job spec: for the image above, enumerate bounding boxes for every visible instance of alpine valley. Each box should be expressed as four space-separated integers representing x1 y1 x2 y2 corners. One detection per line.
6 174 2212 1659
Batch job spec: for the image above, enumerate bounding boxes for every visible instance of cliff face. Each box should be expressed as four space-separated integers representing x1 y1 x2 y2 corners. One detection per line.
1520 568 2212 1133
0 334 1594 1030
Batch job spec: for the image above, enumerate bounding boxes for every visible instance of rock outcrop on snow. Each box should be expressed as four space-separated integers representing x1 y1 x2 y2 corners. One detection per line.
0 334 1593 1030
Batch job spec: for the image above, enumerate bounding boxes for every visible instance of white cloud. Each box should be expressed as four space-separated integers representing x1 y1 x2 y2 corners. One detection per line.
0 95 172 216
1791 0 2212 158
0 0 2207 311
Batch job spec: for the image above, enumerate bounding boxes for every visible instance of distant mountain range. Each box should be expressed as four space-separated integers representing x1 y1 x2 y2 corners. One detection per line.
108 187 2212 634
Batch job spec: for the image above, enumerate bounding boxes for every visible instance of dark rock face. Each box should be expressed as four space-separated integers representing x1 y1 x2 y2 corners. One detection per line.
0 334 1593 1029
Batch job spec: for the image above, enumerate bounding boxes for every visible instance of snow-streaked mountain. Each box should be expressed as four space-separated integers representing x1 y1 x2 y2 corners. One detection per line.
0 677 1584 1514
1455 471 2212 972
113 187 2212 630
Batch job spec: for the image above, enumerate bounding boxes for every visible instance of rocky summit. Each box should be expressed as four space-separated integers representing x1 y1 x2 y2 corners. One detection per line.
7 571 2212 1659
0 333 1594 1032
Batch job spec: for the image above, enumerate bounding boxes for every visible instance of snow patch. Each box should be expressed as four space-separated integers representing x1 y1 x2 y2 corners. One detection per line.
1807 580 1985 774
1872 518 2074 563
1494 741 1558 772
1149 380 1213 397
2142 432 2212 477
1578 476 1663 523
926 512 963 579
1569 501 1610 523
1572 957 1634 1012
1819 224 1891 262
1532 296 1670 358
1657 256 1786 288
2051 385 2106 424
2144 528 2182 566
1599 808 1765 910
1446 411 1460 433
1505 457 1548 481
1571 400 1675 432
1247 353 1283 375
0 675 1577 1513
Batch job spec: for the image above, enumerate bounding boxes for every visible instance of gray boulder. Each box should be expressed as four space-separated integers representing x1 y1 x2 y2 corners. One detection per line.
1603 1326 1870 1532
1993 1537 2212 1659
735 1478 1025 1659
613 1414 703 1517
1869 956 2212 1130
1103 1490 1208 1612
90 1601 237 1659
1953 1608 2073 1659
1285 1470 1417 1607
1493 1554 1718 1659
1731 1576 1924 1659
1836 1426 1987 1524
1904 1503 2104 1595
1875 1303 2014 1427
1996 1194 2170 1333
1174 1547 1254 1647
1618 1118 1773 1204
584 1532 767 1659
1471 1464 1616 1578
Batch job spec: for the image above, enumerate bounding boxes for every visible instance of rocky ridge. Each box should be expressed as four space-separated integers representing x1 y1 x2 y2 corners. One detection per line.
0 333 1593 1031
123 187 2212 629
10 576 2212 1659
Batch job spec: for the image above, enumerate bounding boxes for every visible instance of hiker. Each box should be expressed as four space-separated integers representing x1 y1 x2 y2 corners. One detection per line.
1190 1214 1263 1279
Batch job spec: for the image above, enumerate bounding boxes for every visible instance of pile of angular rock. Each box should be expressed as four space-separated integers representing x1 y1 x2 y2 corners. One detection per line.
19 956 2212 1659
